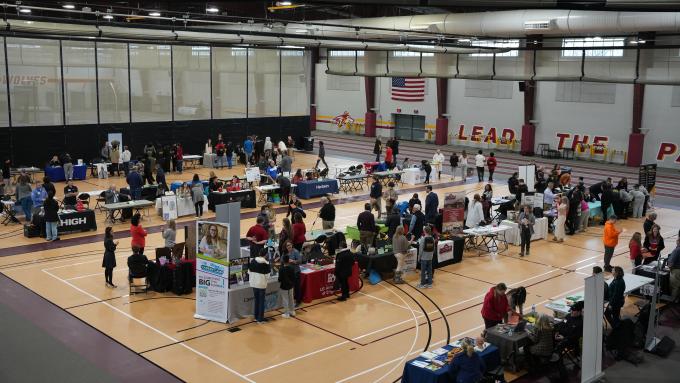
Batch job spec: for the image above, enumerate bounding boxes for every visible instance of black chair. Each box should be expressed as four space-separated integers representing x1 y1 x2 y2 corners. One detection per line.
129 260 149 294
155 247 171 262
76 193 90 209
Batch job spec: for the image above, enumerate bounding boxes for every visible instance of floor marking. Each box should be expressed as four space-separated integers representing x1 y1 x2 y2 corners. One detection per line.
357 291 423 313
43 268 255 383
244 341 350 377
65 268 128 281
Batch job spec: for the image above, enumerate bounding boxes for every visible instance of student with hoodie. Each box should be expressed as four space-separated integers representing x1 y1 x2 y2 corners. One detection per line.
248 249 271 323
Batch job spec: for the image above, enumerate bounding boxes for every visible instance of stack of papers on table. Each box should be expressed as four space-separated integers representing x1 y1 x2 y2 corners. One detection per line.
411 360 429 368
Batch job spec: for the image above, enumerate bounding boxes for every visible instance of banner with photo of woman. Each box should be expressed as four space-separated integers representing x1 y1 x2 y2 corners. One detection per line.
195 221 230 323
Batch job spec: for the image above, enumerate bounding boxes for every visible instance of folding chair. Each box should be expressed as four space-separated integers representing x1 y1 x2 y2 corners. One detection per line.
128 262 149 294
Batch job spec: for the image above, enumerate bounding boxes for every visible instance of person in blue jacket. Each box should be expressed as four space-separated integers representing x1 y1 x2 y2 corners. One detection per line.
126 166 143 200
449 340 486 383
31 181 47 211
244 136 254 164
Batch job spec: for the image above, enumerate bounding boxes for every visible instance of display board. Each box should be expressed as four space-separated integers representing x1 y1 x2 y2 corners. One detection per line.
402 248 418 274
245 167 261 183
518 165 536 192
160 195 178 221
437 240 454 263
521 193 544 209
442 192 466 235
195 221 230 323
108 133 123 151
638 164 657 192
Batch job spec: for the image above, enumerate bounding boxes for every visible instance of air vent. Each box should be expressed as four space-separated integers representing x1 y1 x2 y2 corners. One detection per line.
524 20 555 31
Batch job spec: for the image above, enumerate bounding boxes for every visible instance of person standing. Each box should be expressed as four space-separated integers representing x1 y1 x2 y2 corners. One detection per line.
486 152 497 182
319 197 336 230
383 182 398 216
243 136 254 164
481 283 510 329
278 255 296 318
357 203 376 249
109 145 120 177
225 141 234 169
417 226 435 288
191 177 204 217
102 227 118 287
643 213 657 241
248 249 271 324
175 143 184 174
390 138 399 164
373 138 382 162
246 216 269 258
601 184 614 224
1 158 9 187
283 240 303 306
30 181 47 218
15 177 32 221
449 151 458 181
408 204 426 240
602 215 622 272
62 153 74 180
519 205 535 257
432 149 445 179
421 160 432 185
369 176 383 219
578 197 590 233
643 224 665 265
385 206 401 240
291 213 306 252
315 141 329 170
424 185 439 224
607 267 626 326
629 232 644 268
666 238 680 303
43 191 60 242
384 143 394 169
215 140 226 168
474 150 485 182
630 184 646 218
392 226 411 284
130 213 147 255
155 163 167 193
553 196 568 243
204 138 213 155
465 194 484 229
163 220 176 249
335 240 355 301
101 141 111 162
121 146 131 176
459 151 468 182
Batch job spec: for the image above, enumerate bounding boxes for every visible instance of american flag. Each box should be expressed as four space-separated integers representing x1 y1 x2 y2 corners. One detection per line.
391 77 426 102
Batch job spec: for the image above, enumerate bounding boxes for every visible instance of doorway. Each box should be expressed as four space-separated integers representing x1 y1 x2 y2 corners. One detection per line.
393 113 426 142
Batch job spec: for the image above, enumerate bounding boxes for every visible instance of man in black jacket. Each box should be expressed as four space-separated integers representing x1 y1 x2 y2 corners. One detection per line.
601 184 615 224
385 206 401 239
357 203 376 249
424 185 439 224
390 138 399 164
319 196 336 230
278 255 296 317
335 242 355 301
369 176 383 219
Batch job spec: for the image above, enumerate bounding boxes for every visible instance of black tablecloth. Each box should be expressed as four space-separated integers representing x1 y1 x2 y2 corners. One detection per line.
634 267 671 296
208 189 257 210
357 252 398 273
35 209 97 237
142 185 158 201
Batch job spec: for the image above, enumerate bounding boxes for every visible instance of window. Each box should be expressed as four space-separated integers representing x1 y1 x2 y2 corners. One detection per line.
231 47 253 56
173 45 210 120
393 51 434 57
0 38 8 127
97 42 129 123
555 82 616 104
281 50 309 116
464 80 513 99
562 37 624 57
327 74 360 91
279 49 305 57
329 50 364 57
470 40 519 57
129 44 171 122
248 49 280 118
212 47 247 119
62 41 97 124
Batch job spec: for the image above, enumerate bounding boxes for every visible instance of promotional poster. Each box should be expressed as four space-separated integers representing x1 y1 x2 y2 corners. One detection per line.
195 221 230 323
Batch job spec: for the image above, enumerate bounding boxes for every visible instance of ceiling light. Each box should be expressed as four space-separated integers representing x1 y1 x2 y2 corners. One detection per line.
630 39 646 44
277 1 293 6
206 6 219 13
62 3 75 9
103 14 114 20
19 7 31 14
149 11 161 17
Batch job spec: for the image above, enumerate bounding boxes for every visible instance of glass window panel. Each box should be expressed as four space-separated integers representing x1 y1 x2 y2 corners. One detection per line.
173 45 210 120
212 47 247 119
0 38 8 127
97 42 129 123
281 50 308 116
62 41 97 124
7 38 62 126
129 44 171 122
470 40 520 57
562 37 624 57
248 48 280 118
329 50 364 57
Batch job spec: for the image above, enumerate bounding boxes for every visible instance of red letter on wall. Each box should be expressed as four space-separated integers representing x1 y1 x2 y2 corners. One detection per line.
471 126 484 142
556 133 571 150
501 129 515 142
457 125 468 141
657 142 677 161
485 127 497 143
571 135 589 150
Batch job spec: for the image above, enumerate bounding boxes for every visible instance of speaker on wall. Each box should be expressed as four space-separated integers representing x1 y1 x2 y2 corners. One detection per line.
519 81 526 92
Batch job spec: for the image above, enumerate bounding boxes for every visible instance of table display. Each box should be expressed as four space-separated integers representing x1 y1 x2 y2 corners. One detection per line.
170 180 209 193
30 209 97 237
295 179 340 199
299 262 360 303
256 184 298 204
357 252 398 274
371 170 404 186
203 153 216 168
434 237 464 267
463 225 511 255
44 165 87 182
141 185 158 201
402 339 500 383
485 323 531 371
501 217 549 246
11 167 41 183
182 155 202 169
402 168 422 185
338 174 367 193
363 162 380 174
344 224 388 241
208 189 257 210
102 200 154 223
155 195 204 218
633 263 672 298
227 277 282 323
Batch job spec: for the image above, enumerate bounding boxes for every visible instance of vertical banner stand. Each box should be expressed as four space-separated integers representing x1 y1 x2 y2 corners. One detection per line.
582 273 605 383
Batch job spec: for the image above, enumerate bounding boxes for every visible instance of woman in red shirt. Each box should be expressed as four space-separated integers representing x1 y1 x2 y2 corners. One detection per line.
629 232 644 268
481 283 510 329
291 212 306 251
130 213 148 255
385 145 394 168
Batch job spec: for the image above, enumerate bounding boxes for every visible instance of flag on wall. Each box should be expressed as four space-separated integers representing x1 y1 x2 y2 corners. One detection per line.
391 77 426 102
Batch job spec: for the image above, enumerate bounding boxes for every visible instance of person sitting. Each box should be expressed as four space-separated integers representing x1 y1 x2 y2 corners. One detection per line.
103 184 120 204
292 169 304 184
526 314 555 371
48 155 61 167
266 160 278 183
449 339 485 383
556 301 584 350
127 246 149 283
508 172 519 195
63 180 79 207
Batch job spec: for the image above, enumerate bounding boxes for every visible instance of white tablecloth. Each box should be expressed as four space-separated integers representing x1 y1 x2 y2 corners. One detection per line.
501 217 549 246
155 195 203 219
402 168 422 185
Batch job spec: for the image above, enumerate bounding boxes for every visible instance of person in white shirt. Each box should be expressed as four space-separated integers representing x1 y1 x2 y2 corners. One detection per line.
120 146 132 176
543 181 556 210
204 139 212 154
264 137 273 153
459 151 468 182
432 149 445 180
474 150 486 182
466 194 485 228
630 184 646 218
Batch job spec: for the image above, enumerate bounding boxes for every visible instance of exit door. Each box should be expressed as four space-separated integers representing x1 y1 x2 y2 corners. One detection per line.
394 114 426 142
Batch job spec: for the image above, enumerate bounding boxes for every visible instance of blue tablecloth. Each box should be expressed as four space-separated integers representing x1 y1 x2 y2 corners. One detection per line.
44 165 87 182
587 201 614 219
295 179 339 199
402 343 500 383
170 180 209 193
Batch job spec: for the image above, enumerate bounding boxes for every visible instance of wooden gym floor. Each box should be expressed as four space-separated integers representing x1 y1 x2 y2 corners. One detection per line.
0 150 678 383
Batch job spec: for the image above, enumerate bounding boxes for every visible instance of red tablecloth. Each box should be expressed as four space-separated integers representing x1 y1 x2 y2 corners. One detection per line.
299 262 361 303
363 162 379 174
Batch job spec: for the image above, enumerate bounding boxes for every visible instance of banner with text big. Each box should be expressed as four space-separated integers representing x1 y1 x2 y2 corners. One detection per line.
195 221 230 323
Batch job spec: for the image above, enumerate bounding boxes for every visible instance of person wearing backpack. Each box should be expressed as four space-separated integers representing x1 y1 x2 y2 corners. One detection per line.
417 226 435 288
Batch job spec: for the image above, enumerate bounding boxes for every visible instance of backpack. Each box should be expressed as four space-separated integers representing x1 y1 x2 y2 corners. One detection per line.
423 236 435 252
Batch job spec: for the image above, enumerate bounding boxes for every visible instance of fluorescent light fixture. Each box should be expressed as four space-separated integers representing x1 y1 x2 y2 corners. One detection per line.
149 11 161 17
458 38 471 43
280 45 304 49
593 36 603 41
19 8 31 14
630 39 646 44
277 1 293 6
206 6 219 13
62 3 75 9
103 14 114 20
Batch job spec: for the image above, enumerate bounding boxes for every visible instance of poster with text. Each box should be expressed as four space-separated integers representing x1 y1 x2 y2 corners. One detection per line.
161 195 178 221
195 221 230 323
443 192 466 235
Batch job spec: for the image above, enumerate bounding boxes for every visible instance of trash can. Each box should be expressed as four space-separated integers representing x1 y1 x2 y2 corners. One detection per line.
303 137 314 152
